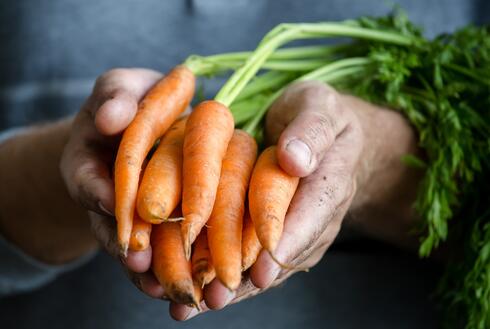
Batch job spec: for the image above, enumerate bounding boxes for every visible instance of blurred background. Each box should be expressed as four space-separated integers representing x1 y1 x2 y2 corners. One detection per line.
1 0 488 130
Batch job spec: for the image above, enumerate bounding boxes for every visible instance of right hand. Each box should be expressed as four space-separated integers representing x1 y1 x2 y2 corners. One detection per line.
60 68 168 299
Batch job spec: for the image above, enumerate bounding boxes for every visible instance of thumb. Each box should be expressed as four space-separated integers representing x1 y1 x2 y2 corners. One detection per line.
270 81 349 177
91 68 163 136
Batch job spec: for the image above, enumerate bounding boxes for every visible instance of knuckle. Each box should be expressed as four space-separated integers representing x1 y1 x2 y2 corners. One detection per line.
97 68 131 84
303 111 337 147
93 68 134 99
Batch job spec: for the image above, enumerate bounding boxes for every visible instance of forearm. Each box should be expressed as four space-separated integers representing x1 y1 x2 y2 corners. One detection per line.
0 117 97 264
344 95 424 251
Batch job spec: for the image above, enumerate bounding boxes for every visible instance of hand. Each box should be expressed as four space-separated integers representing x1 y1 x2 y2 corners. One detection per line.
170 81 365 319
171 80 423 320
60 68 167 298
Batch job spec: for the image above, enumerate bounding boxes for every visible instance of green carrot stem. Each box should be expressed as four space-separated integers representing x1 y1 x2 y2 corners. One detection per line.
298 57 370 81
184 44 345 76
215 22 414 107
214 59 332 72
443 63 490 86
230 94 272 125
235 71 295 102
215 27 301 106
242 61 368 137
203 44 345 62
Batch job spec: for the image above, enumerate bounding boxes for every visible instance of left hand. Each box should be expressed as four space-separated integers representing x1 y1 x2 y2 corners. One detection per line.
60 68 170 297
170 81 365 320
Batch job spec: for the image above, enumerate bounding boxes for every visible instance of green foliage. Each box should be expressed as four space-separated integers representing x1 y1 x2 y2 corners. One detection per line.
341 14 490 329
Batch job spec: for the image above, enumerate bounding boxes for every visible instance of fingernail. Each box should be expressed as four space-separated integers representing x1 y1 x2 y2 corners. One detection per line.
270 265 281 285
98 201 114 216
184 307 200 320
224 289 236 306
286 139 311 169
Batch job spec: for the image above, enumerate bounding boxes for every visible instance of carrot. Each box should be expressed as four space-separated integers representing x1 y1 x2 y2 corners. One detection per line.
137 117 187 224
193 281 203 307
115 65 195 255
151 222 199 307
181 100 234 258
207 130 257 289
129 212 152 251
191 228 216 288
241 209 262 271
248 146 299 253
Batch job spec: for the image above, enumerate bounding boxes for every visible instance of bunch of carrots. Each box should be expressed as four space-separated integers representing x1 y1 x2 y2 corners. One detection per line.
113 17 418 308
115 65 298 307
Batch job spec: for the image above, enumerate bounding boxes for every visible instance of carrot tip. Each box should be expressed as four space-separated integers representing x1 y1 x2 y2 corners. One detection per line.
130 233 149 251
183 223 193 260
184 233 192 260
119 243 129 258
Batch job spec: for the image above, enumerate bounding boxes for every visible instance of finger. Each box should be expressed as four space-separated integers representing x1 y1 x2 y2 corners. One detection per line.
89 211 119 258
123 246 152 273
203 278 236 310
169 301 209 321
89 212 164 298
268 81 350 177
91 68 163 135
127 270 166 299
223 270 294 306
139 271 165 299
251 125 361 288
90 212 152 274
60 112 116 215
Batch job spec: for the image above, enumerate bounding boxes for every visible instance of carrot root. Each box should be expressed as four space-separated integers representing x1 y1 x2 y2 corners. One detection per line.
181 100 235 258
241 210 262 272
115 65 195 255
248 146 299 254
207 130 257 290
151 222 199 306
191 228 216 288
137 117 187 224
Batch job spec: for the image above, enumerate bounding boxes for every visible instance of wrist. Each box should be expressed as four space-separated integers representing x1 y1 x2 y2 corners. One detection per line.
341 94 424 250
0 118 97 264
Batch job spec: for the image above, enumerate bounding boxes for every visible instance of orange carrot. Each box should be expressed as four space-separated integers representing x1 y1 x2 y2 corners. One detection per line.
181 100 234 258
207 130 257 289
137 117 187 223
248 146 299 253
193 281 203 306
151 222 199 307
191 228 216 288
129 212 152 251
115 65 195 255
241 209 262 271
